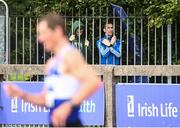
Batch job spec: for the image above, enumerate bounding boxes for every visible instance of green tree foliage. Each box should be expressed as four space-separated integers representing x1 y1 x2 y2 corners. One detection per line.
5 0 180 26
144 0 180 27
116 0 180 27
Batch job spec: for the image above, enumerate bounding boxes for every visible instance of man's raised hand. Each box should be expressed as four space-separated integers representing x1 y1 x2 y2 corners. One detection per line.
102 39 111 46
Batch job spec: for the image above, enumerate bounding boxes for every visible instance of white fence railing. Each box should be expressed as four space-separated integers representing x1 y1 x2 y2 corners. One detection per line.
0 7 180 83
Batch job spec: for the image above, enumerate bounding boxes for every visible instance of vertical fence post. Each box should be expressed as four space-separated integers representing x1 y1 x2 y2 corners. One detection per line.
161 25 164 83
104 66 114 127
92 7 95 64
147 19 150 83
167 24 172 83
0 0 8 64
0 0 9 82
133 8 136 82
175 22 177 83
126 8 129 83
98 7 101 64
154 25 157 83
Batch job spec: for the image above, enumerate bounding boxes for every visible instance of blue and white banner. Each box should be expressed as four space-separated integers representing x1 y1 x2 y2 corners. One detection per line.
0 82 104 125
115 83 180 127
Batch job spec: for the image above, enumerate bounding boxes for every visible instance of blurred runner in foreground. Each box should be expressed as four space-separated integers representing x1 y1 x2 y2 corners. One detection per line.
4 13 100 127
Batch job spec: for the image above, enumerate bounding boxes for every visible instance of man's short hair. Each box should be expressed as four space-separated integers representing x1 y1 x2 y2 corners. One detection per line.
103 21 113 29
39 13 65 34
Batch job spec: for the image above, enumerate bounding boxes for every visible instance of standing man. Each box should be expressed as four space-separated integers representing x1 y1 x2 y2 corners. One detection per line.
4 14 100 127
96 22 121 65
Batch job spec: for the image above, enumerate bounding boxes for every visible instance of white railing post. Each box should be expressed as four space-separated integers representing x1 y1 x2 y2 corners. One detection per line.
0 0 9 64
167 24 172 83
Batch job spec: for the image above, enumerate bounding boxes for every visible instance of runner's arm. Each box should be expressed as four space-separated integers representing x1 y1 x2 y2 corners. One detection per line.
4 59 54 107
4 84 47 107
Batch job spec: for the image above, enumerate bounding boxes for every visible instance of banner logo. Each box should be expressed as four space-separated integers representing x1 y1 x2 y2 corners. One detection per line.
11 97 18 113
127 95 134 117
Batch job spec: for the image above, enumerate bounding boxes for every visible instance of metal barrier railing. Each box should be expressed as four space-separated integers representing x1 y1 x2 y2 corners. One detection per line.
0 64 180 126
5 10 180 83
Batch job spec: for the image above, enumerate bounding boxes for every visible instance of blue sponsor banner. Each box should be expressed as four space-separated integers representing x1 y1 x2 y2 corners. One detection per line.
115 83 180 127
0 82 104 125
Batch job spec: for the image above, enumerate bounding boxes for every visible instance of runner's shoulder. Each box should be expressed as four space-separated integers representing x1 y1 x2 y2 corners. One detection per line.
64 47 85 67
